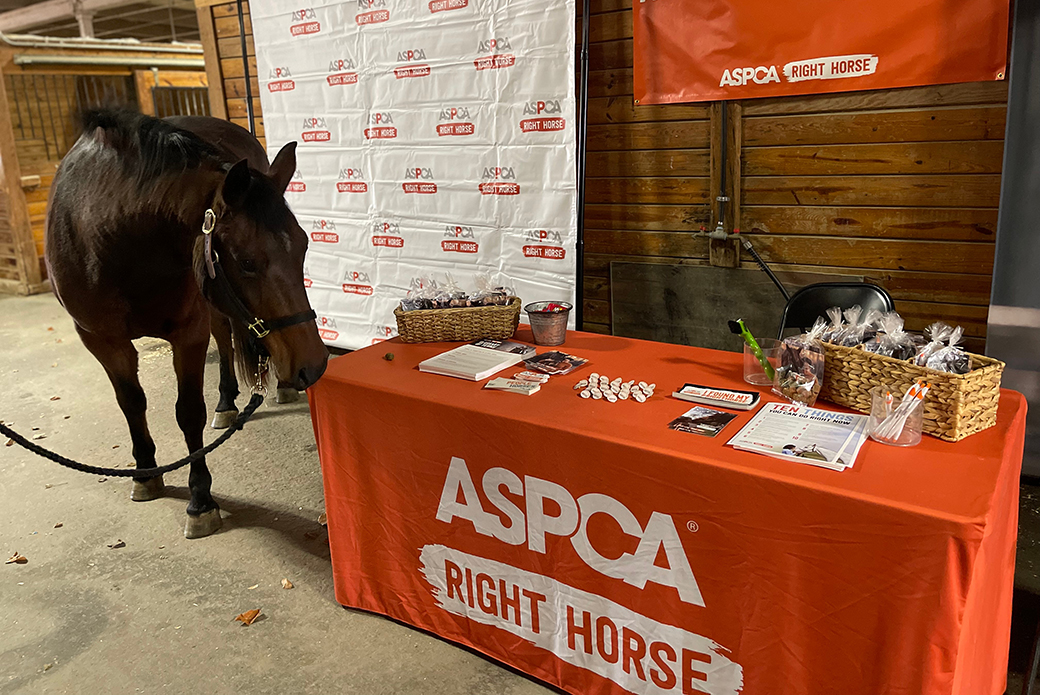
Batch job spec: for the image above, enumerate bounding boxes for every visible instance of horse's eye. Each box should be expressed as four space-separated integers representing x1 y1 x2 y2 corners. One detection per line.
239 258 258 274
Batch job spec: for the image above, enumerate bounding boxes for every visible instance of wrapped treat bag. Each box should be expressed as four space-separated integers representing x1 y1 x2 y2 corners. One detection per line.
926 326 972 374
837 306 882 347
469 272 495 307
773 317 827 406
441 273 469 308
820 306 846 343
864 312 917 360
400 277 433 312
914 322 953 366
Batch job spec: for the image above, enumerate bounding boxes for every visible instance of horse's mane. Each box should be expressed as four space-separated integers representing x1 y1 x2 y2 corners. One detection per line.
81 109 226 186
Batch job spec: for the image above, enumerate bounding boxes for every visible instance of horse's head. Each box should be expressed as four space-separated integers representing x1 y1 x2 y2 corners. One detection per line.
198 142 327 392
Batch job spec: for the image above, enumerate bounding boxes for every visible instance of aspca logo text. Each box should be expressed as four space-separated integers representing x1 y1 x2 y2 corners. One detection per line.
719 65 780 87
336 167 367 193
310 219 338 243
290 8 320 35
342 270 374 296
523 229 566 259
442 225 477 253
436 457 704 606
302 264 312 288
395 49 430 79
301 116 331 142
268 66 295 92
402 167 436 194
520 99 565 132
479 166 519 195
286 170 305 193
370 325 397 345
316 315 338 341
356 0 389 24
327 57 359 86
437 106 475 136
429 0 467 13
365 112 397 139
478 37 511 53
371 220 403 248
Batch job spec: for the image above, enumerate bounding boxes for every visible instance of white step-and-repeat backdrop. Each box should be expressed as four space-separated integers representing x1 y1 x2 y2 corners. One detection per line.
250 0 577 349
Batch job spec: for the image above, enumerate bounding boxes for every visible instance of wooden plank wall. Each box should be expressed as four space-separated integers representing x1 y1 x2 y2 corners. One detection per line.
198 0 264 144
201 0 1005 349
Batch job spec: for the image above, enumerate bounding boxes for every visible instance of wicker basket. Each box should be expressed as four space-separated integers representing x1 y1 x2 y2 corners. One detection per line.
394 297 521 343
818 342 1004 442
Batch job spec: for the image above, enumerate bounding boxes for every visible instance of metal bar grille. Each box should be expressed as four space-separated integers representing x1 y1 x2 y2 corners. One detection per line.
151 86 210 119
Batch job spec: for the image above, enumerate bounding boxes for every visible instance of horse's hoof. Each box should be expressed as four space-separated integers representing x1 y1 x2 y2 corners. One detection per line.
184 509 222 539
211 409 238 429
131 476 165 501
276 388 300 404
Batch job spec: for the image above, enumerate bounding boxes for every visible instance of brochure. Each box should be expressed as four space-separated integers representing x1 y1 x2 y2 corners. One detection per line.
726 403 869 471
668 406 738 437
470 338 537 359
418 344 525 381
523 351 588 375
672 383 760 411
484 378 541 395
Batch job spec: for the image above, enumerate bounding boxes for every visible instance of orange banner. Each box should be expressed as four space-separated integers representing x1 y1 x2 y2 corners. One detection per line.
310 328 1025 695
633 0 1010 104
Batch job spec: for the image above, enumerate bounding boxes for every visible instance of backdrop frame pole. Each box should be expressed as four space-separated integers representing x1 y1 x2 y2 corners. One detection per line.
575 0 590 329
236 0 255 135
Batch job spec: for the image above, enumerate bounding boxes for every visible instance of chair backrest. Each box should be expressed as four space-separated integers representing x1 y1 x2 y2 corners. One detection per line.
777 282 895 340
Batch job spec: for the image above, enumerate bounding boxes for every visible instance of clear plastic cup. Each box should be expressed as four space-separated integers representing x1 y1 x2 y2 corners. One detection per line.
525 301 571 346
743 339 781 386
868 385 924 447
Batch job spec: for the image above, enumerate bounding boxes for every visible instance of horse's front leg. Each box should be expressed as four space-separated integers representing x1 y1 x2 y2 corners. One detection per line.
210 310 240 429
172 327 222 539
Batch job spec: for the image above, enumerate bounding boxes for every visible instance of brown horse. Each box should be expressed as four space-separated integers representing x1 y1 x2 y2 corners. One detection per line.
45 110 328 538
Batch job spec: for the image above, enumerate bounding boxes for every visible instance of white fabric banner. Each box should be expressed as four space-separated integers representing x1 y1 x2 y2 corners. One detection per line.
250 0 578 349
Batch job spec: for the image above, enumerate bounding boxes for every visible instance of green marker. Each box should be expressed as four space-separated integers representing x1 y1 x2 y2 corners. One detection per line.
728 319 775 381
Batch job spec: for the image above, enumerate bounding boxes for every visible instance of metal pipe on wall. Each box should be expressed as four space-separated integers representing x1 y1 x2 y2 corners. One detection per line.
236 0 254 135
575 0 590 329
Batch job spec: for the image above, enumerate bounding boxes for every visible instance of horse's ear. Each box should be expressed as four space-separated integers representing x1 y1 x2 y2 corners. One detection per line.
218 159 251 210
269 141 297 193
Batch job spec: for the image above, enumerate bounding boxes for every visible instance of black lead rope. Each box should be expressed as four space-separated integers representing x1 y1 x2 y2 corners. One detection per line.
0 393 264 479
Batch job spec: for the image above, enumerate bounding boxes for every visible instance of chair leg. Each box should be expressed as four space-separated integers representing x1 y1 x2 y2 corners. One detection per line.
1023 616 1040 695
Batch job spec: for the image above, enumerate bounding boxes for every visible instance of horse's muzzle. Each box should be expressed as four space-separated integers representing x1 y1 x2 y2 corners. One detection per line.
294 356 328 391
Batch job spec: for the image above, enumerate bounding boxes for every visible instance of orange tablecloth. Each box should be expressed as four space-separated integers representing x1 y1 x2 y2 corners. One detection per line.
309 328 1025 695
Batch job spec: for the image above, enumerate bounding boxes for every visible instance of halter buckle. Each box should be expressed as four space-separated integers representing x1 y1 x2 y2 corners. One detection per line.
202 209 216 235
248 318 270 339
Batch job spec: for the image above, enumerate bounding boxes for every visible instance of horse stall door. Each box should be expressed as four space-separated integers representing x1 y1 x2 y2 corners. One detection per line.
134 70 210 118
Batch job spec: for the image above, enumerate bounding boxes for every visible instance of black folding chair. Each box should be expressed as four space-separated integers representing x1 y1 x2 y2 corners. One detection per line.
776 282 895 340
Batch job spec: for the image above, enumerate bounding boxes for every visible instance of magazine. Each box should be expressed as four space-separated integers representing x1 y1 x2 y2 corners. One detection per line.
668 406 738 437
726 403 869 471
523 351 588 375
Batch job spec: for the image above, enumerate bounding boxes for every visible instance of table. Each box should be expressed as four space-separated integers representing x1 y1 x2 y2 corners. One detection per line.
309 328 1025 695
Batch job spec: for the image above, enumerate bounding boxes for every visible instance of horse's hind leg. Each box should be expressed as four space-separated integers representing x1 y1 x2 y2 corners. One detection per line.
210 311 239 429
76 329 164 501
171 331 222 539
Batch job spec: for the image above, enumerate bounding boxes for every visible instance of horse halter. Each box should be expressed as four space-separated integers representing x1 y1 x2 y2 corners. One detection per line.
201 208 316 343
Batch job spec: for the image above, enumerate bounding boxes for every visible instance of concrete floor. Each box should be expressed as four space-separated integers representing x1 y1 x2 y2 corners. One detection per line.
0 293 556 695
2 292 1039 695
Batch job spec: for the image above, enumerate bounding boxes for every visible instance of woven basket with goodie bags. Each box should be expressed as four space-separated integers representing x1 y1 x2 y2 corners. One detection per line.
818 342 1004 442
394 296 521 343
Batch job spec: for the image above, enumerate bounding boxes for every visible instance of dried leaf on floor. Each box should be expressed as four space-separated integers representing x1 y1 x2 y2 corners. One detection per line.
112 445 119 449
235 608 261 626
44 484 52 489
6 552 27 564
47 327 53 332
53 523 62 529
5 439 12 447
247 584 259 590
49 396 60 401
31 434 46 440
281 578 294 590
317 512 327 526
107 540 125 549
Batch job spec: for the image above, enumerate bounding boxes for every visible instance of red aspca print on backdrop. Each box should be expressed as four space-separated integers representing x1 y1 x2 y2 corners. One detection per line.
429 0 467 13
523 229 566 259
356 0 390 25
437 106 475 137
337 167 368 193
302 263 312 288
342 270 374 296
328 57 359 86
402 167 437 194
395 48 431 79
365 112 397 140
287 169 305 193
371 220 403 248
316 315 338 341
370 325 397 345
310 219 338 243
520 99 565 133
479 166 519 196
474 37 515 70
268 66 295 92
290 8 320 36
301 117 331 143
442 225 478 254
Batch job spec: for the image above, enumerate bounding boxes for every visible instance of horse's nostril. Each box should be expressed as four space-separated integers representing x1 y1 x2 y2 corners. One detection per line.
297 361 327 390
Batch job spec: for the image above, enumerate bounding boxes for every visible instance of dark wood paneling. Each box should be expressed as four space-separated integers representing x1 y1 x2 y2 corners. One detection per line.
743 175 1001 208
586 149 709 177
586 121 709 150
743 141 1005 176
741 206 998 241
